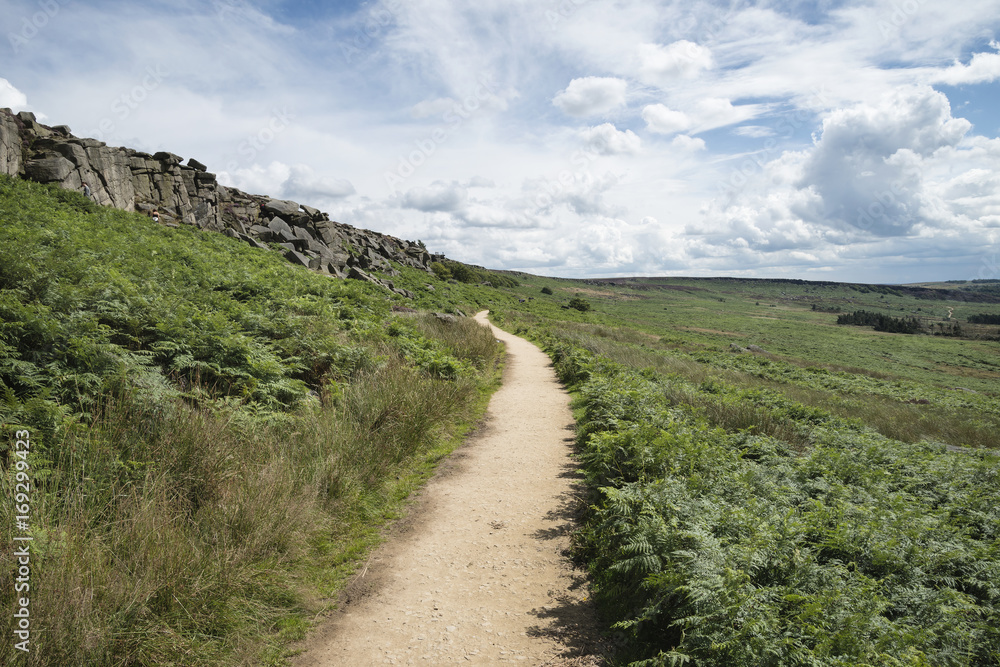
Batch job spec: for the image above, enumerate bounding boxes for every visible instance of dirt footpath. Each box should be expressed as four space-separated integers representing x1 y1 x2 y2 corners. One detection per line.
291 311 604 666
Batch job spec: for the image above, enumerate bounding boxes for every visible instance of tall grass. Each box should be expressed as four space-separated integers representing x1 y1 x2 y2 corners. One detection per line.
546 338 1000 666
0 176 506 664
2 339 498 666
410 313 501 371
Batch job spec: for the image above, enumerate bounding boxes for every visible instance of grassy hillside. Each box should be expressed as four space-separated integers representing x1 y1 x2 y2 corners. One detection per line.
0 174 517 665
491 275 1000 665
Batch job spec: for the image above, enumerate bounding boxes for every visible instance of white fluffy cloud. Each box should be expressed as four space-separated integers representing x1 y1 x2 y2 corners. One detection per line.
637 41 713 82
671 135 706 152
282 165 356 200
0 78 29 112
402 181 468 212
552 77 628 117
642 98 761 136
691 98 764 133
930 42 1000 85
219 162 355 204
694 86 1000 273
798 86 972 234
580 123 642 155
642 104 692 135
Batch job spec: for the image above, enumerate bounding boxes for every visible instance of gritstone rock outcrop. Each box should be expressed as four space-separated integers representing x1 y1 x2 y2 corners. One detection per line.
0 107 438 298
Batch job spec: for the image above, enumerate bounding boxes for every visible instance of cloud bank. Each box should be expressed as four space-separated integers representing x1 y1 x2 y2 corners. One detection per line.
1 0 998 282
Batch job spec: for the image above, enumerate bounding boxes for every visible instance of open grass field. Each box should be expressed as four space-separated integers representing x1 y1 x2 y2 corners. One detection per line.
489 274 1000 665
495 273 1000 452
507 275 1000 393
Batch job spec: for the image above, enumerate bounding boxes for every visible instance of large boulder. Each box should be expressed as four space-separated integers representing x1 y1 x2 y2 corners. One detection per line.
153 151 183 166
262 198 301 219
238 234 269 250
267 216 297 243
314 220 345 246
284 249 311 268
24 155 74 182
348 266 381 285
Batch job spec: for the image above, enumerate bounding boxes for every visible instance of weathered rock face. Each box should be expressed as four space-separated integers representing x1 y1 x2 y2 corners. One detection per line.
0 107 437 294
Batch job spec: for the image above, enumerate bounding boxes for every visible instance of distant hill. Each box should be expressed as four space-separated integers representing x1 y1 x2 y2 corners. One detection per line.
579 276 1000 303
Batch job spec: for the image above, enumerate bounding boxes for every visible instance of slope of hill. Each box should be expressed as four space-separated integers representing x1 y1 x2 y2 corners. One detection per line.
0 174 515 665
0 107 445 294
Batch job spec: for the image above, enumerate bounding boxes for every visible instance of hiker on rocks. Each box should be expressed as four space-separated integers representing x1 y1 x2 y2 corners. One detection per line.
82 182 92 200
151 209 160 223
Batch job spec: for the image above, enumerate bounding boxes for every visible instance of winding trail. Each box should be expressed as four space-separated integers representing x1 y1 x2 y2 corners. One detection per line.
292 311 603 666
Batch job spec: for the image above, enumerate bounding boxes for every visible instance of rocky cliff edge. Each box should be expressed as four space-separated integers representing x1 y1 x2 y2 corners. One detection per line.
0 107 439 298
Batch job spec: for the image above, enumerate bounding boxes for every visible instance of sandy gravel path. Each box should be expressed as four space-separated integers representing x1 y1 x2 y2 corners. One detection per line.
291 311 603 666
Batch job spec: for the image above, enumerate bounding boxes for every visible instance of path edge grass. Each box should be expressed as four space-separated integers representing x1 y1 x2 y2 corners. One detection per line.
273 340 506 665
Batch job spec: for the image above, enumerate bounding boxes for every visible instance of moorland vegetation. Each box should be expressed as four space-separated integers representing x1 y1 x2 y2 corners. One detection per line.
493 274 1000 666
3 172 1000 666
0 175 516 665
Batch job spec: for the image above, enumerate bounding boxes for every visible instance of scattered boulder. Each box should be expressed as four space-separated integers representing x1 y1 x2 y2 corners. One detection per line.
262 198 301 219
249 224 273 241
284 249 311 268
153 151 183 165
238 234 269 250
347 266 378 284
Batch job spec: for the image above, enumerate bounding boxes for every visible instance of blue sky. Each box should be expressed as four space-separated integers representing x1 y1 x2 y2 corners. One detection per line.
2 0 999 283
